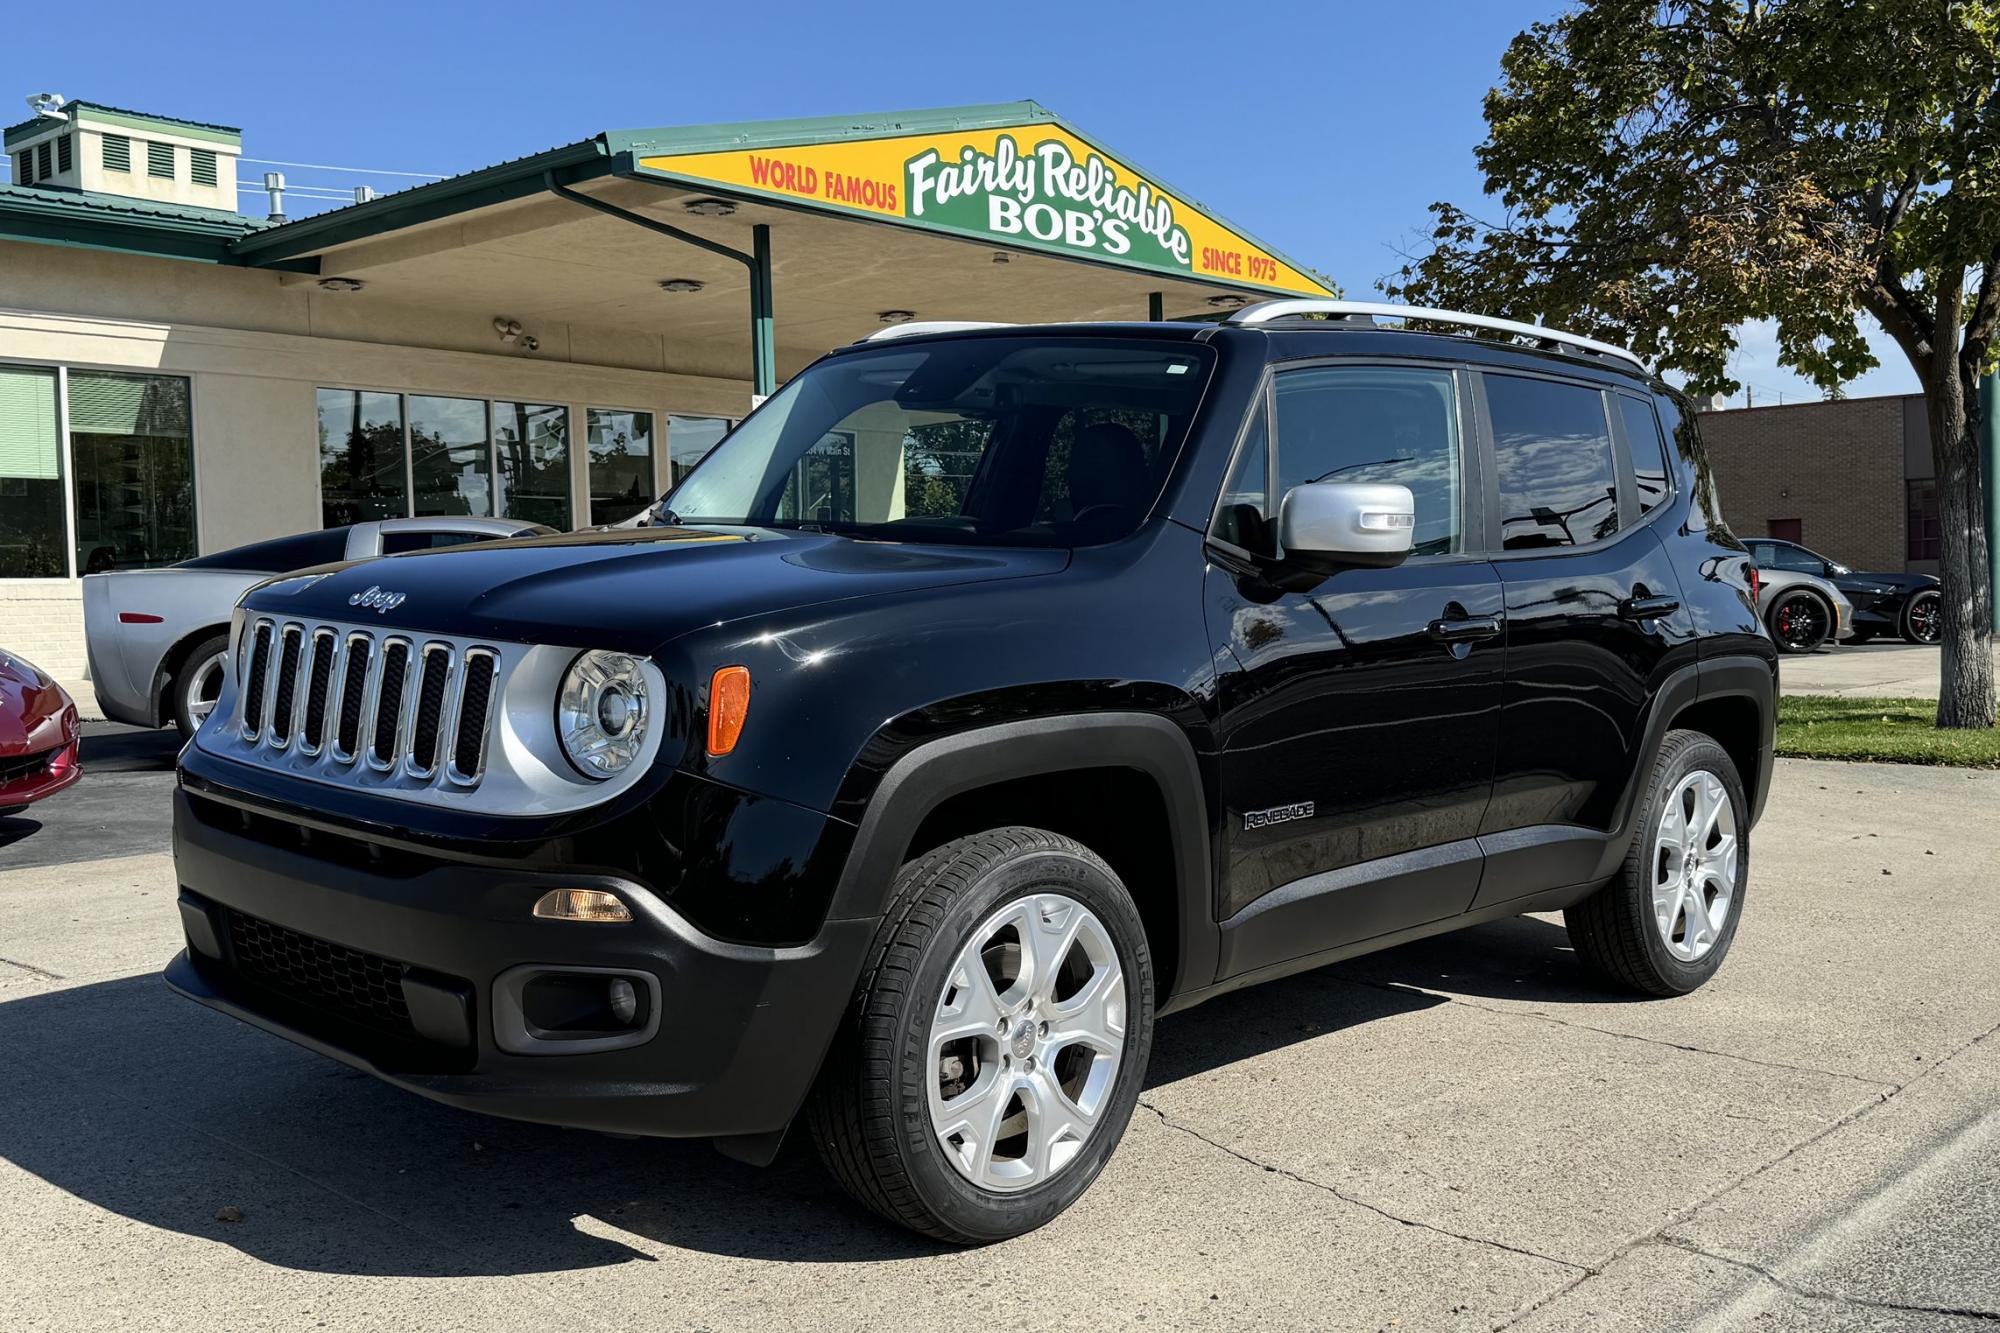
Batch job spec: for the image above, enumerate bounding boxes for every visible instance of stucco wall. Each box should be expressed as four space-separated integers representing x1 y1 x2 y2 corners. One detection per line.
0 239 755 692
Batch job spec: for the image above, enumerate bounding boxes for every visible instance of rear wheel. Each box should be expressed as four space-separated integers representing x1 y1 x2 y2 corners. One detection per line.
1766 590 1831 654
1902 589 1942 645
1565 730 1748 996
172 634 231 739
808 827 1154 1244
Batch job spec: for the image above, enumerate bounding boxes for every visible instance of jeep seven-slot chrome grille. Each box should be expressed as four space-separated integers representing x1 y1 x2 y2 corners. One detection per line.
234 616 499 788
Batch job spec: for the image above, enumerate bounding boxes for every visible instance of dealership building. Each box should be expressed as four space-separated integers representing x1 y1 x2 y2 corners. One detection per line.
0 98 1331 685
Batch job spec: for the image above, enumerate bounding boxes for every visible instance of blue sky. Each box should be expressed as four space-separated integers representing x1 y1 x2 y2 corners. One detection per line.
14 0 1917 403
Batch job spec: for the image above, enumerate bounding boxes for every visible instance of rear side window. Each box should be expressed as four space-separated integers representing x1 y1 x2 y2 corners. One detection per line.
380 529 501 555
1617 395 1671 514
176 529 349 573
1485 374 1619 550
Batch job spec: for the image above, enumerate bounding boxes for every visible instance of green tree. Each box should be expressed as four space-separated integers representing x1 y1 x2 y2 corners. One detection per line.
1388 0 1999 728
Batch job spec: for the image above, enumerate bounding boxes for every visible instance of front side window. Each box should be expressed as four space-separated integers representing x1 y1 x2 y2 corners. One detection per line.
0 365 66 577
379 529 506 555
1754 541 1824 574
1486 374 1619 550
409 395 491 518
586 408 654 525
1271 365 1463 556
69 371 194 572
317 388 408 528
492 400 569 528
1209 405 1270 555
665 339 1213 547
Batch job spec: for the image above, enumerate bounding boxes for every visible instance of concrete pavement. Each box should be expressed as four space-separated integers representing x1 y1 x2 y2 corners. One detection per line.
1 730 1996 1331
1780 639 1996 699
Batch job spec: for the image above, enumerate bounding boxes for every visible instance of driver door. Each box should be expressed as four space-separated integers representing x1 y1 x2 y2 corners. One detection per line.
1205 362 1504 978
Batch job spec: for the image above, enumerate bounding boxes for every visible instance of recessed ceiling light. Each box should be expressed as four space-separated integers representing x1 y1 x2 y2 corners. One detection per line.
877 310 916 324
683 198 736 217
318 277 365 292
1206 293 1248 309
658 279 705 294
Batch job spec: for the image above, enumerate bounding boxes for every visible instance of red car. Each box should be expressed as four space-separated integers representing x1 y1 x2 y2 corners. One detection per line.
0 648 81 816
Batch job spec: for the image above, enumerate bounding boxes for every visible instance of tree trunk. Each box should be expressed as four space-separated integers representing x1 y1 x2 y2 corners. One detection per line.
1927 371 1997 729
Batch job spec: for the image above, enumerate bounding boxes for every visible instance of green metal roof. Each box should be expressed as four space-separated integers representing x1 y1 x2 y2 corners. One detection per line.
606 100 1058 159
4 100 242 149
0 183 267 264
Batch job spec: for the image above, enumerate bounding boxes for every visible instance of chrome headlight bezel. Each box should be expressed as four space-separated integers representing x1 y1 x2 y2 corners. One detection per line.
557 649 652 780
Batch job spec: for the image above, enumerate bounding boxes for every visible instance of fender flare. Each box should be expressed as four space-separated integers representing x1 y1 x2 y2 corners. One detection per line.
826 711 1218 1003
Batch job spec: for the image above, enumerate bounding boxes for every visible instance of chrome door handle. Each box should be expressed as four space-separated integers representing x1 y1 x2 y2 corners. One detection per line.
1428 615 1502 643
1619 594 1682 622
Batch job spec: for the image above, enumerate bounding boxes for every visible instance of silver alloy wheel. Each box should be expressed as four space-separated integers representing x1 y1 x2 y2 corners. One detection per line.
927 892 1126 1193
185 650 228 725
1652 769 1739 962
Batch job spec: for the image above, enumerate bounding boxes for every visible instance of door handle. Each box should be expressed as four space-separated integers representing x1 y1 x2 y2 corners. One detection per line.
1428 615 1502 644
1619 594 1682 622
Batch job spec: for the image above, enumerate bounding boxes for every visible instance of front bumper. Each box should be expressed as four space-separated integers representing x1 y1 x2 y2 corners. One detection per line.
167 787 877 1138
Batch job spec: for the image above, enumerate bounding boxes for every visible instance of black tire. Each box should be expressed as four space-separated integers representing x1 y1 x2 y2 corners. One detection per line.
1564 730 1749 997
171 633 231 739
1766 589 1831 654
807 827 1155 1244
1901 589 1942 645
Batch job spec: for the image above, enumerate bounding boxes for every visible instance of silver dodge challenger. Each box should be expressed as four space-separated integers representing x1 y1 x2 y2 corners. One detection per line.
84 517 551 737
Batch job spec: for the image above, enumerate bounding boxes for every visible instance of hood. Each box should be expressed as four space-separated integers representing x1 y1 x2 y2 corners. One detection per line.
0 650 75 756
239 526 1070 654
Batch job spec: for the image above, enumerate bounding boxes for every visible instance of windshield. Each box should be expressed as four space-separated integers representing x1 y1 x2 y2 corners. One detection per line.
662 337 1215 547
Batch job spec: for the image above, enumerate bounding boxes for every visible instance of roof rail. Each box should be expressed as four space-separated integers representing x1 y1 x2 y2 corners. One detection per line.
1226 299 1647 372
861 320 1017 343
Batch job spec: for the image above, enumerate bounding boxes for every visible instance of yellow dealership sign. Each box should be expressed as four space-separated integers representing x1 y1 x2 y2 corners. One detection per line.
637 120 1332 298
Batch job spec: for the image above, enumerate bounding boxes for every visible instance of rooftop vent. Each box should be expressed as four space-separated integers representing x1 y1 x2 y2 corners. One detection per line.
6 95 243 211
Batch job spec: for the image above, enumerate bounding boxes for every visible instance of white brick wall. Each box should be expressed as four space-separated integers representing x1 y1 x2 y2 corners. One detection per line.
0 580 86 678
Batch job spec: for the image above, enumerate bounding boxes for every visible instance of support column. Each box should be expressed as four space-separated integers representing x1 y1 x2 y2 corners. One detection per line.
1982 371 2000 630
751 224 775 403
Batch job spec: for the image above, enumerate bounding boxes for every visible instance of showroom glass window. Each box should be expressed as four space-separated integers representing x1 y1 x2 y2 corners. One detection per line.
0 365 66 578
68 371 195 571
586 408 655 524
317 388 408 527
667 415 730 487
1484 374 1620 550
409 395 491 517
493 400 570 528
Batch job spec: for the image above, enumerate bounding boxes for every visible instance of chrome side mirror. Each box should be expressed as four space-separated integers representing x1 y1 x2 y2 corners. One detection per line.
1277 482 1416 568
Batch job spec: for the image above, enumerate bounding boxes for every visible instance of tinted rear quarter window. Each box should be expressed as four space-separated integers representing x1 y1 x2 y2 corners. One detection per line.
176 528 349 573
1617 395 1671 514
1484 374 1619 550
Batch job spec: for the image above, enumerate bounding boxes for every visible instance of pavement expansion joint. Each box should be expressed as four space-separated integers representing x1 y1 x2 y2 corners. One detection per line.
1355 978 1904 1091
1648 1235 2000 1324
0 954 65 982
1134 1099 1585 1272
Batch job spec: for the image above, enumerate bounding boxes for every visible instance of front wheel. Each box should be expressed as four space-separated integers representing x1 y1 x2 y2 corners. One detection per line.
1902 589 1942 645
1565 730 1748 996
1766 590 1830 654
808 827 1155 1244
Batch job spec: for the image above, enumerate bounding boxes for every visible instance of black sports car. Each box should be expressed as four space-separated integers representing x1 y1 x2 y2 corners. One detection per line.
1743 538 1941 644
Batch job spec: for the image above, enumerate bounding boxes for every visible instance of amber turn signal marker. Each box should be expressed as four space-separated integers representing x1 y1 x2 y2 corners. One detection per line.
531 888 632 923
708 665 751 756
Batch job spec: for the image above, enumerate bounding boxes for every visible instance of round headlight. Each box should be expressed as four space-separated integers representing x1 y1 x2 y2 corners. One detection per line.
558 650 651 779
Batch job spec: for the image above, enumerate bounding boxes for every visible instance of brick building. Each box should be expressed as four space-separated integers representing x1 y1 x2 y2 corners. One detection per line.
1696 393 1938 575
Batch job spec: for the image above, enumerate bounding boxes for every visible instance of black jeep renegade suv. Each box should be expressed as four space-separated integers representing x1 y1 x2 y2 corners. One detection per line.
168 306 1776 1243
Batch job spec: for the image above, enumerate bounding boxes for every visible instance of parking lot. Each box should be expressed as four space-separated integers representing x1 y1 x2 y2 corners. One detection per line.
1 725 1996 1331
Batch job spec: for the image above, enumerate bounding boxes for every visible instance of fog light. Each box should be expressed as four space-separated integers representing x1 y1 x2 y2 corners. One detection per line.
531 888 631 923
608 977 638 1025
